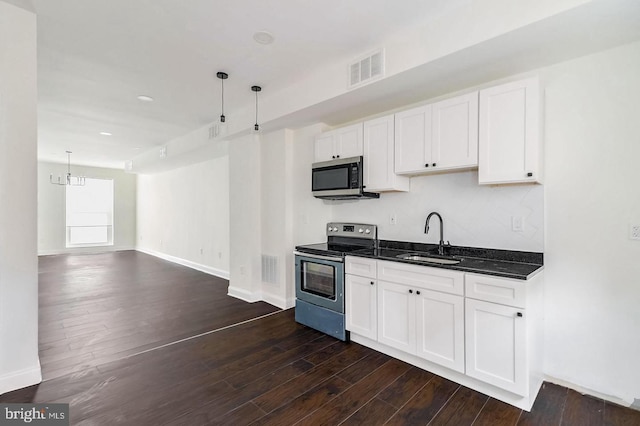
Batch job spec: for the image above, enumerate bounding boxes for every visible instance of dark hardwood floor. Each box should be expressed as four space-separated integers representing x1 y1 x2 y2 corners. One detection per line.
1 251 639 425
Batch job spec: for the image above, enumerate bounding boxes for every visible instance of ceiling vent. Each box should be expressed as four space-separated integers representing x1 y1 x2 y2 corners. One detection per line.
348 48 385 89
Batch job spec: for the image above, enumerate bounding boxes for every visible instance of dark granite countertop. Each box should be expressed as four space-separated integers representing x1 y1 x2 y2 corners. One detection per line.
348 240 544 280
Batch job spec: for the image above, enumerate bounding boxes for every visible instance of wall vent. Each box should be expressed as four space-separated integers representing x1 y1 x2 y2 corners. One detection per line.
209 124 220 139
348 48 385 89
261 255 279 285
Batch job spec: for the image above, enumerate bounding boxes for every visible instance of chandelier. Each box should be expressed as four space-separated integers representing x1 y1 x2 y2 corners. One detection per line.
50 151 85 186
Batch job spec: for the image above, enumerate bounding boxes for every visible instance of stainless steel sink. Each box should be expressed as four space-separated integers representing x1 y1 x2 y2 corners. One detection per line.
396 253 462 265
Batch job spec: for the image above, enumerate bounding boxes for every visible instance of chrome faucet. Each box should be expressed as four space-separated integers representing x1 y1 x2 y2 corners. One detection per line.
424 212 447 255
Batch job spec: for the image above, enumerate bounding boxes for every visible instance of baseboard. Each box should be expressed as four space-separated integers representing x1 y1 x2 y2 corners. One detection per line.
262 292 296 310
136 247 230 280
227 286 261 303
0 362 42 395
38 246 136 256
544 375 632 408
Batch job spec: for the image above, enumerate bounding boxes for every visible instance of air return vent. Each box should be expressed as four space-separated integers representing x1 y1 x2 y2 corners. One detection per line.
348 48 385 89
209 124 220 139
261 255 279 284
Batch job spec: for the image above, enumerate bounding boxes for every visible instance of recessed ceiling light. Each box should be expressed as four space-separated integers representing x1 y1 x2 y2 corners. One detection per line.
137 95 154 102
253 31 274 45
99 132 112 136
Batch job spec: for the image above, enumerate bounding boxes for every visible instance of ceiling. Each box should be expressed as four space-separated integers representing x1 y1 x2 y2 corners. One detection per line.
33 0 469 169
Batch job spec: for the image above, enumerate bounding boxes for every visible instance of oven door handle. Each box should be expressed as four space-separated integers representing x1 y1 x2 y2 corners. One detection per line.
294 251 344 263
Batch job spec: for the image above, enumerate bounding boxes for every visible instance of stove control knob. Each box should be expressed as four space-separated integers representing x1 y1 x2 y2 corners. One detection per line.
364 229 371 234
332 227 338 232
358 228 364 233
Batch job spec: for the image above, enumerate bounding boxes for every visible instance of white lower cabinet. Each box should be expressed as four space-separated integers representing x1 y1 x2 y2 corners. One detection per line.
416 289 465 373
344 256 543 411
465 298 527 395
377 280 416 354
345 274 377 340
377 267 465 373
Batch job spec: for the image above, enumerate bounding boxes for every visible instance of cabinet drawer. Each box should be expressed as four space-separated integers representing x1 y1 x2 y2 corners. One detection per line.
465 273 525 308
345 256 377 279
377 260 464 296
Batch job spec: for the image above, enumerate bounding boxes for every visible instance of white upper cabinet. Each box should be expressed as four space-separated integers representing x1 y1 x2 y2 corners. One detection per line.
363 115 410 192
431 91 478 170
314 123 363 163
394 105 432 174
395 92 478 175
478 77 541 184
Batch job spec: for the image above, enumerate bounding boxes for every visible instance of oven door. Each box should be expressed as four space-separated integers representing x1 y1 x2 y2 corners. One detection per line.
294 253 344 313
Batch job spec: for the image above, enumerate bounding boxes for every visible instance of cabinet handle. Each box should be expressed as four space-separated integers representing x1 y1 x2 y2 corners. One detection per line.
432 163 436 167
517 312 523 317
370 281 374 285
416 290 421 295
424 164 429 168
409 289 413 294
527 172 533 177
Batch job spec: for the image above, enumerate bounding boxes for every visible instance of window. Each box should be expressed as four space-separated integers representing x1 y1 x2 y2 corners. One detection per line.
65 178 114 247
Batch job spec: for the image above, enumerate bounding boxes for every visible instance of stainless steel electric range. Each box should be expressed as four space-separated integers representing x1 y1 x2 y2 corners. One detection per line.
294 222 377 341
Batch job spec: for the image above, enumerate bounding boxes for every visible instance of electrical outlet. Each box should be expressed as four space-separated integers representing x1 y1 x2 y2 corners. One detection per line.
630 224 640 240
390 213 397 225
512 216 525 232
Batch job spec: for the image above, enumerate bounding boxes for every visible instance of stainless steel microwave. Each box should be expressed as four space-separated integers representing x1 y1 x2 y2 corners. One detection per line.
311 156 379 200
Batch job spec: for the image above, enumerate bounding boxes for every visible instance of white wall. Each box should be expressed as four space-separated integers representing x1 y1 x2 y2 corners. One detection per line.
330 171 544 252
228 134 262 300
136 156 230 278
38 162 137 255
292 124 334 246
0 1 41 394
541 40 640 406
259 130 295 308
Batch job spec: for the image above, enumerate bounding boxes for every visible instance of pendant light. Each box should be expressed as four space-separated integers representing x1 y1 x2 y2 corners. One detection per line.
216 71 228 123
50 151 85 186
251 85 261 131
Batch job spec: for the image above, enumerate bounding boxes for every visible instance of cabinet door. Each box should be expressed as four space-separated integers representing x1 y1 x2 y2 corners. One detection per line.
363 115 410 192
394 105 432 174
377 280 416 354
345 274 377 340
431 91 478 170
314 132 335 162
335 123 363 159
465 298 527 396
479 78 540 184
415 290 465 373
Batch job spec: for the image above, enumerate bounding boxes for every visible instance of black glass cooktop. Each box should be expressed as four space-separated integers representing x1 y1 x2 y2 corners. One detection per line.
295 242 374 258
